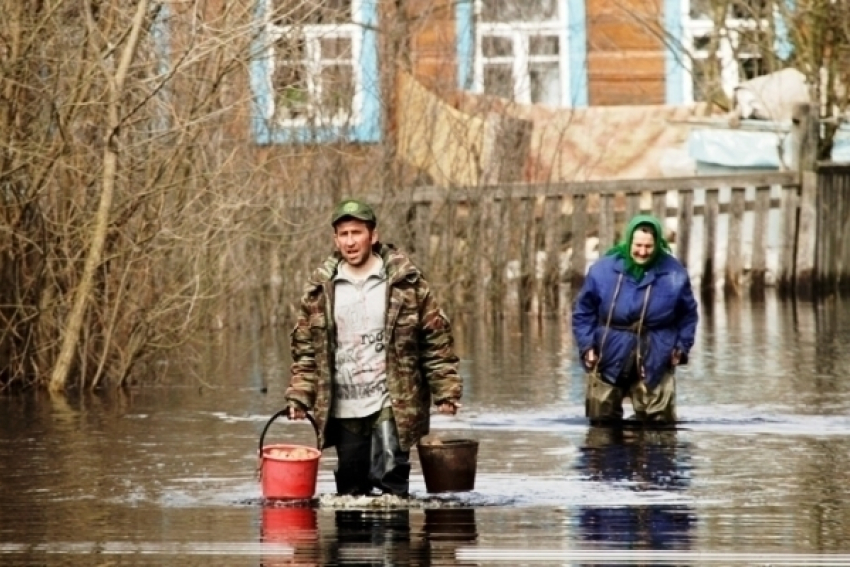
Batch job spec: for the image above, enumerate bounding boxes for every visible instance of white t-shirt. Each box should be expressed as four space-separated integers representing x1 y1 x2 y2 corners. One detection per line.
332 257 389 418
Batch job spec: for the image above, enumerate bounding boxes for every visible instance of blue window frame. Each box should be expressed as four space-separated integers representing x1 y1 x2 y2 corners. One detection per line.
665 0 792 105
455 0 587 108
664 0 685 105
250 0 380 144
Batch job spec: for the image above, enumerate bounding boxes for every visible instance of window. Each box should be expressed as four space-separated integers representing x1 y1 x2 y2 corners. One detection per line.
250 0 380 144
682 0 771 104
472 0 573 107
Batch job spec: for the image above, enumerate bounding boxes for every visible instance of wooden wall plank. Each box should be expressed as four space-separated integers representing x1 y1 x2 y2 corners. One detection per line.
588 22 665 51
587 53 666 75
587 53 665 105
586 0 664 51
589 80 666 106
584 0 664 105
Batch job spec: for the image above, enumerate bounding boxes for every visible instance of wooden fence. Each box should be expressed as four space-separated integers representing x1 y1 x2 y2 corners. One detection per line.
399 171 803 315
258 103 850 323
268 162 850 324
815 163 850 294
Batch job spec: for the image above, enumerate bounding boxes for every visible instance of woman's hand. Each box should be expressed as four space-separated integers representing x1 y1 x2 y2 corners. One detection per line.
583 349 598 368
670 349 682 367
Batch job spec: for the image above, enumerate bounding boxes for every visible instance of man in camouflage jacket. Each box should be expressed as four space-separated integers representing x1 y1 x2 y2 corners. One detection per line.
285 199 462 497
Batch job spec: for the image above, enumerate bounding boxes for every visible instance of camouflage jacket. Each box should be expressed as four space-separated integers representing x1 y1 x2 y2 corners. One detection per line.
284 242 462 451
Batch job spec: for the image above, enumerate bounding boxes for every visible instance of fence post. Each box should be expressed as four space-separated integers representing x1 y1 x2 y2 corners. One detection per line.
518 195 537 313
750 185 771 297
725 186 746 296
777 184 799 294
702 188 719 295
570 194 588 292
792 102 818 297
676 188 694 269
542 195 562 316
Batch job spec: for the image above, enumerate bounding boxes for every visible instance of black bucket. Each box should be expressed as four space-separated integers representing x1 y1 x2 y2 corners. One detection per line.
417 438 478 493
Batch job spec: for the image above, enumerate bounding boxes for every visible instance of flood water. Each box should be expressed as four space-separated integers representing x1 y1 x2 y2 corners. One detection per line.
3 293 850 566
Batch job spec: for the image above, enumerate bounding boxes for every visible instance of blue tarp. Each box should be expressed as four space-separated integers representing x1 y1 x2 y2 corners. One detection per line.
688 122 850 169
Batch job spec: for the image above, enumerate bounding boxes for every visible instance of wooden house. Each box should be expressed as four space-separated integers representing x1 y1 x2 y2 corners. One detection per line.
235 0 786 184
249 0 780 138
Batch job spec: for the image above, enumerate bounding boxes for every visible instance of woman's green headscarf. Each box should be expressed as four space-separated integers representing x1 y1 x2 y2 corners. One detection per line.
605 214 671 281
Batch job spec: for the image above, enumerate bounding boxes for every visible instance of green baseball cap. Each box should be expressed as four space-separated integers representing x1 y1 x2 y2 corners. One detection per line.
331 199 377 226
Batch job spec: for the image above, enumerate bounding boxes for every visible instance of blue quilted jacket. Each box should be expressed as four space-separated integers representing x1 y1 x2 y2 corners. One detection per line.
571 253 699 388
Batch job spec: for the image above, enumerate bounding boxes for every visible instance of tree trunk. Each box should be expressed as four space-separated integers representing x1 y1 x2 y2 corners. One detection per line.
49 0 150 393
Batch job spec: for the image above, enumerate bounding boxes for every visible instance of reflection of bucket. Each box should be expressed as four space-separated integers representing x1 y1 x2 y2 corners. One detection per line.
417 439 478 493
423 508 477 542
259 409 322 500
261 507 318 544
261 507 319 567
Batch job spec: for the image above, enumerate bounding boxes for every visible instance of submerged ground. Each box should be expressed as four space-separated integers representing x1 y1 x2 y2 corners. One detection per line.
2 294 850 566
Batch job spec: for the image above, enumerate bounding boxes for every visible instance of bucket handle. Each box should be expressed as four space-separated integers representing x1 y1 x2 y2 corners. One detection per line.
258 407 320 455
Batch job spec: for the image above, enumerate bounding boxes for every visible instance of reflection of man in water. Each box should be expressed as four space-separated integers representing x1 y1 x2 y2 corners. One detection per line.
576 427 695 550
329 509 416 566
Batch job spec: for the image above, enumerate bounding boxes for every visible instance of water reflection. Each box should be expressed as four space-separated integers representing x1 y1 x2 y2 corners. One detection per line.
575 427 695 554
422 508 477 543
6 294 850 565
258 506 478 567
261 506 319 566
422 508 477 566
328 509 417 566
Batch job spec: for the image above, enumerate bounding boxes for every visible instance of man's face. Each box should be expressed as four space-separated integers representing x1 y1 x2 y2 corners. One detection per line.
333 219 377 267
630 228 656 265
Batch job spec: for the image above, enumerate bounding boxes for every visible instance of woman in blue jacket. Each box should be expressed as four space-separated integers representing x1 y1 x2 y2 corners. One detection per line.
571 214 699 424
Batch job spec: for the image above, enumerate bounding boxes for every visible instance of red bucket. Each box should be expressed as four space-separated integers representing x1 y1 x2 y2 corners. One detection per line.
258 409 322 500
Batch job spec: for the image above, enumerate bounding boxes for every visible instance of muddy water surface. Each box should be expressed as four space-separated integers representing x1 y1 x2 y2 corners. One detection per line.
2 294 850 566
